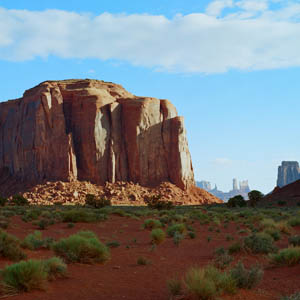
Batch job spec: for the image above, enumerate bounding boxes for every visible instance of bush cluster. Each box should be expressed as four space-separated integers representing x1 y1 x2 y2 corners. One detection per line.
144 195 174 210
85 194 111 208
0 230 26 261
0 257 67 293
52 230 110 264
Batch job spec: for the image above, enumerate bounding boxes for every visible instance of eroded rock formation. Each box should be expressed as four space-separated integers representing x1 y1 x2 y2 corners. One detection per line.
0 79 195 190
277 161 300 188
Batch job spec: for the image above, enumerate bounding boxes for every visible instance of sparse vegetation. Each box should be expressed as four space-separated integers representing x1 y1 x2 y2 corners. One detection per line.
269 247 300 266
183 265 237 299
281 292 300 300
214 247 233 269
11 195 29 206
167 223 186 237
167 276 182 297
144 194 174 210
85 194 111 208
21 231 54 250
0 196 7 207
244 233 277 254
230 261 263 289
143 219 162 230
0 230 26 261
151 228 166 245
137 256 151 265
52 231 110 264
0 257 67 294
289 235 300 247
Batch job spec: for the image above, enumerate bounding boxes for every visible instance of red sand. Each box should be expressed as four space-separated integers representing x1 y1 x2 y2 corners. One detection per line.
0 215 299 300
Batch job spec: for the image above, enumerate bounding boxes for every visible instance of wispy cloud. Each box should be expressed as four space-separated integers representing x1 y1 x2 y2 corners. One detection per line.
213 158 232 165
0 1 300 73
206 0 234 16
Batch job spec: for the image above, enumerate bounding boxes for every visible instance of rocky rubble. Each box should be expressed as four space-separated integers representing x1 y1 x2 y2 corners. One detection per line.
20 180 222 206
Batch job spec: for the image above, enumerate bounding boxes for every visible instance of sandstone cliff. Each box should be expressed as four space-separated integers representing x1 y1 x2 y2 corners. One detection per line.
277 161 300 188
0 79 195 190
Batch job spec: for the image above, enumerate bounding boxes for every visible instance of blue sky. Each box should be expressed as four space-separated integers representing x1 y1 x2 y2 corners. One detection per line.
1 0 300 193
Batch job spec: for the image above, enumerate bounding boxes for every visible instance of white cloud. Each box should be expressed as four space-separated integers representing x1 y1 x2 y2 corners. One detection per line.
213 158 232 165
0 2 300 73
206 0 234 16
236 0 268 12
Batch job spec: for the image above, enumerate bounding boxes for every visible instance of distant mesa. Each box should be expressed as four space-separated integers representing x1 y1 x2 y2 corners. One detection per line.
277 161 300 188
197 178 251 202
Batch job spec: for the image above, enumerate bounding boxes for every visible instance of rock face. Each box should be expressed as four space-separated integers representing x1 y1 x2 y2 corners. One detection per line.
0 79 195 190
277 161 300 188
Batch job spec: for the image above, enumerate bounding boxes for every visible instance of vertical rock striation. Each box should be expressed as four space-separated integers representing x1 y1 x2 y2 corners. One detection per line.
0 79 195 189
277 161 300 188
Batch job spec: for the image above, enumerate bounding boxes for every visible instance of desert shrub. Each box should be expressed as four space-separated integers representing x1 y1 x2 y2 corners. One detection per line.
144 194 174 210
263 228 281 241
243 233 277 254
248 190 264 207
228 242 243 254
214 247 233 269
41 211 52 219
0 230 26 261
0 257 67 293
11 195 29 206
21 231 53 250
230 261 263 289
184 267 217 299
167 223 186 237
37 219 50 230
22 210 41 222
106 241 121 248
288 217 300 227
0 196 7 206
227 195 246 208
173 232 184 246
85 194 111 208
0 216 9 229
188 231 196 239
277 221 292 235
281 292 300 300
1 259 48 293
137 256 151 265
278 200 287 206
260 218 276 229
42 257 67 280
183 265 236 299
205 265 237 295
61 209 104 223
189 211 210 224
167 276 182 297
289 235 300 247
143 219 162 230
212 217 221 226
52 231 110 264
22 231 44 250
151 228 166 245
269 247 300 266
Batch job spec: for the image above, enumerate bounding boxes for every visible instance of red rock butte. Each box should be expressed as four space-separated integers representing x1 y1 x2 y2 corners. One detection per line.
0 79 196 191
